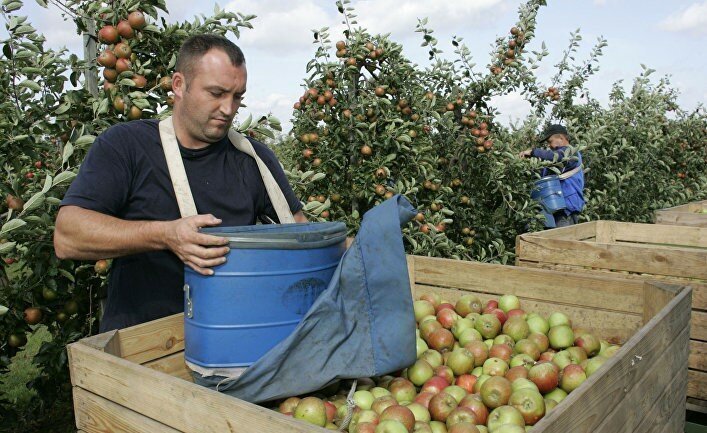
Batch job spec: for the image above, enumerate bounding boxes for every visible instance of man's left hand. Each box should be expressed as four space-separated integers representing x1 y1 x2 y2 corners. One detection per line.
519 149 533 158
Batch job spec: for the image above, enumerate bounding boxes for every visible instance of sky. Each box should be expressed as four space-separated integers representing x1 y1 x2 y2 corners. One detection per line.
8 0 707 132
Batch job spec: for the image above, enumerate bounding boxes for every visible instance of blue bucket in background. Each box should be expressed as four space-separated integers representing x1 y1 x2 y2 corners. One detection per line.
184 222 347 368
531 175 566 213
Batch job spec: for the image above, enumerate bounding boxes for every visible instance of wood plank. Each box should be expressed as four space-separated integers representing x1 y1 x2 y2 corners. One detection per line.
117 313 184 364
526 285 691 433
67 342 326 433
73 387 180 433
688 369 707 401
612 221 707 247
633 370 688 433
142 351 193 382
643 281 681 325
591 324 689 432
693 310 707 342
595 220 616 244
515 260 706 311
79 330 121 357
526 221 597 240
656 211 707 228
687 397 707 413
414 284 641 343
412 257 644 314
690 340 707 371
517 234 707 279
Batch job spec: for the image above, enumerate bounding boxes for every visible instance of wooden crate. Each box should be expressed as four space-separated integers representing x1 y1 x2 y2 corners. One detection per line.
68 256 691 433
516 220 707 412
655 200 707 228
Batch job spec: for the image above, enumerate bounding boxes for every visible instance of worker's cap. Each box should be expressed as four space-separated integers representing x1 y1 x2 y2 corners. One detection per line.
538 124 568 143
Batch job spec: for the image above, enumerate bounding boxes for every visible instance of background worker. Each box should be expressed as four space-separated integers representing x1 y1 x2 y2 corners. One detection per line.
519 124 585 227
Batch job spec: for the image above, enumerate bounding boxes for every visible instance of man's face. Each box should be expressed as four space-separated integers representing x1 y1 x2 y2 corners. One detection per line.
172 48 247 147
547 133 568 149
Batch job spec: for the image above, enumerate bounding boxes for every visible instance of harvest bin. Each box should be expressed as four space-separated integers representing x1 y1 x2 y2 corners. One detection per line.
68 256 691 433
655 200 707 228
515 220 706 412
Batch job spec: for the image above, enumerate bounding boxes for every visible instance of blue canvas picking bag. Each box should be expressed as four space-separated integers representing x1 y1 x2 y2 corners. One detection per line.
192 194 418 403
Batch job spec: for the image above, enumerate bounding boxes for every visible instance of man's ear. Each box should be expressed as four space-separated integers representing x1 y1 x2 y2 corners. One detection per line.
172 72 185 98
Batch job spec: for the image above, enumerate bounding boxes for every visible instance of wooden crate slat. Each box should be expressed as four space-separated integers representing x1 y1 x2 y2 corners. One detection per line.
143 351 193 382
612 221 707 247
526 221 597 240
118 313 184 364
414 284 640 343
517 234 707 280
688 369 707 401
68 342 325 433
591 325 689 432
514 260 707 311
633 368 689 433
690 340 707 371
526 284 691 433
693 310 707 342
74 387 180 433
656 200 707 228
412 256 643 314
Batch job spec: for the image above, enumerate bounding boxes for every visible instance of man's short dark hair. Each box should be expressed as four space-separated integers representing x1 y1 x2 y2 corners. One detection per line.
175 34 245 83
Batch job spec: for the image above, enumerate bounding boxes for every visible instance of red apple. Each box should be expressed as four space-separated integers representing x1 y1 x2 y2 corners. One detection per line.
506 309 526 319
474 314 502 339
279 396 300 413
428 328 455 352
421 376 449 395
420 293 442 308
480 376 512 409
428 392 458 422
455 374 477 394
487 406 525 431
437 308 459 329
482 357 509 377
420 319 443 341
455 294 483 316
513 339 540 361
409 359 435 386
293 397 327 427
528 362 559 394
503 316 530 342
389 378 417 403
509 388 545 425
498 294 521 313
464 340 489 367
445 406 478 427
380 405 416 432
434 365 455 385
560 364 587 393
489 344 513 362
527 332 550 353
458 394 489 425
414 391 436 409
574 333 601 357
505 365 529 382
372 395 398 415
436 302 456 314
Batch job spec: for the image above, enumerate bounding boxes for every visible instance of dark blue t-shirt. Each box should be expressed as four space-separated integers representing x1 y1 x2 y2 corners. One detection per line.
61 119 302 331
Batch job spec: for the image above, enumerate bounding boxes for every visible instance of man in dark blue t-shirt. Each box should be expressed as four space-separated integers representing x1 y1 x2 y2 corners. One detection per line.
54 35 306 332
519 124 585 227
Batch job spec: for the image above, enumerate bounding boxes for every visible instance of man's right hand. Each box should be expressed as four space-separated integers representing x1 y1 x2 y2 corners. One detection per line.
163 214 230 276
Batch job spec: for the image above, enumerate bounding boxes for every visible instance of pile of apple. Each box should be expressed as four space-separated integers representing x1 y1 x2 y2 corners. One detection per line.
276 293 620 432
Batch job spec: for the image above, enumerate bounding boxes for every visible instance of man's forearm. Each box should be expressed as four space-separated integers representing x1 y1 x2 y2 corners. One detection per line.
54 206 169 260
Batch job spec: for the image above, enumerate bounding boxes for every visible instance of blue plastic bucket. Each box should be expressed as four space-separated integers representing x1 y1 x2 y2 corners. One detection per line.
184 222 347 368
531 175 566 213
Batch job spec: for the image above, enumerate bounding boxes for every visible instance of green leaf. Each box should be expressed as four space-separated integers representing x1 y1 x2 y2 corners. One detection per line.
35 0 47 7
55 102 71 115
52 171 76 186
41 175 52 193
0 305 8 316
21 191 45 213
19 79 41 92
310 173 326 182
0 241 16 254
58 269 75 282
62 142 74 164
0 218 26 236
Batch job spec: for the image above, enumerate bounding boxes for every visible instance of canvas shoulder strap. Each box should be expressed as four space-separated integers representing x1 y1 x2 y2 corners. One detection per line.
159 116 198 218
158 115 295 223
227 129 296 224
558 164 583 180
